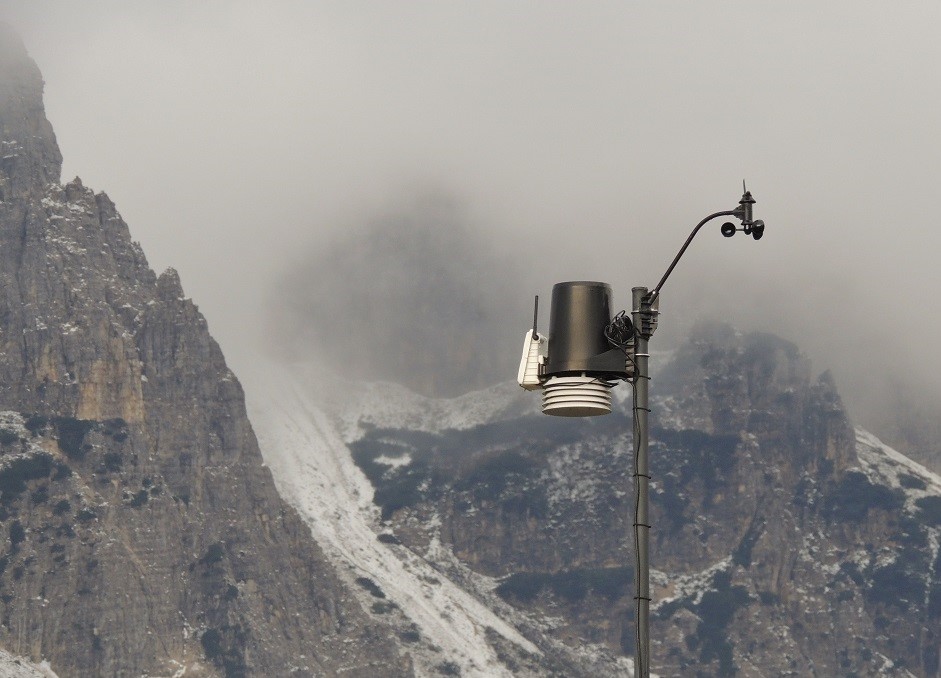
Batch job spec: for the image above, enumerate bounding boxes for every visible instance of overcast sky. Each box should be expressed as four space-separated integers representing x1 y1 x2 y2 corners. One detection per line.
5 2 941 426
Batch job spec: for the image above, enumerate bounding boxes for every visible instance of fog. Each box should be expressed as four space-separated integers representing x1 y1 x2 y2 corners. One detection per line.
5 3 941 456
272 192 525 396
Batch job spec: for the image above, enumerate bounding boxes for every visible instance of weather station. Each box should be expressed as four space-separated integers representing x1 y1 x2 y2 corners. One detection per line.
516 185 765 678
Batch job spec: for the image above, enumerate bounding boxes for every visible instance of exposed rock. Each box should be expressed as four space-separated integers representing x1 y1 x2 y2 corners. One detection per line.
0 23 61 197
0 25 409 678
344 323 941 676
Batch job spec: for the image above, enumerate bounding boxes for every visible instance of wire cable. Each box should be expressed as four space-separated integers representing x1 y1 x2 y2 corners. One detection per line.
605 310 637 378
607 308 650 675
631 375 646 676
631 376 641 673
604 310 634 351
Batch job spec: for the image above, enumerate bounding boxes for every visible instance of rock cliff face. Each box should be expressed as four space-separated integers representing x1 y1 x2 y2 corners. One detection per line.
0 26 409 678
343 324 941 676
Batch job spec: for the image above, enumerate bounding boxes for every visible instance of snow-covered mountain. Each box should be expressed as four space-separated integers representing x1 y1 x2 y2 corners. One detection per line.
245 361 631 677
3 22 940 677
248 325 941 677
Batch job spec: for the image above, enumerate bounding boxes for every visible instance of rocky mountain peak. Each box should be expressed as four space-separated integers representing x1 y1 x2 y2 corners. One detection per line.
0 23 61 194
156 267 185 300
656 321 856 476
0 27 409 677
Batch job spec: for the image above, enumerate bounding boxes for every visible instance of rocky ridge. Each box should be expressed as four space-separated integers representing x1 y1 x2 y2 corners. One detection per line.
307 324 941 676
0 25 409 678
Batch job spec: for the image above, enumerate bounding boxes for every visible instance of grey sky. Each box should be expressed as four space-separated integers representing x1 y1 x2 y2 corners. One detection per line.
4 2 941 425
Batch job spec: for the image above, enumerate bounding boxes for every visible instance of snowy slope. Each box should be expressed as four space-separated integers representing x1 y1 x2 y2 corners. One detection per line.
0 649 59 678
245 361 545 677
855 427 941 495
265 360 539 442
245 354 941 677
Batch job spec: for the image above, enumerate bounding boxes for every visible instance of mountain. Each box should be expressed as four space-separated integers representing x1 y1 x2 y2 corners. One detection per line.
246 362 632 677
0 25 409 678
4 21 941 678
248 324 941 677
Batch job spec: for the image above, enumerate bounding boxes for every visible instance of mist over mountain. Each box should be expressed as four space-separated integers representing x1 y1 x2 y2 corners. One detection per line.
6 3 941 477
273 194 527 397
0 25 408 677
1 13 940 678
271 201 941 473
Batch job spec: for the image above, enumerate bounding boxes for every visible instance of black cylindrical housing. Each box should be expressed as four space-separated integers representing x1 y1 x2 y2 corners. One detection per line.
545 281 623 376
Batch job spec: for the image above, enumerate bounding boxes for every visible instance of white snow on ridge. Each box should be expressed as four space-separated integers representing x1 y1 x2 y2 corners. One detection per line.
335 379 532 440
258 360 538 443
245 361 540 677
0 649 59 678
855 427 941 495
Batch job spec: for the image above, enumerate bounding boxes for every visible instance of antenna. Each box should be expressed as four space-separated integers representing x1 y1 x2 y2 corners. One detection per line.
532 295 539 337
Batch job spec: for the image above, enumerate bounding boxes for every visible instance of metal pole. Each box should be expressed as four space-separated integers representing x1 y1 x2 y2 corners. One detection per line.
631 286 652 678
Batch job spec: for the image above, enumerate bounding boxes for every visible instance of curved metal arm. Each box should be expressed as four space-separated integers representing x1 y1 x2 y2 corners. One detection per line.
647 208 743 305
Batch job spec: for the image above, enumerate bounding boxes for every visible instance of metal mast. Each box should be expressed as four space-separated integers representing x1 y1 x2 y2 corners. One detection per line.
629 187 762 678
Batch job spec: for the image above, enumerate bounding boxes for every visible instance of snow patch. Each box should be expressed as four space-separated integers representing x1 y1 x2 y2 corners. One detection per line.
855 427 941 497
245 361 541 677
374 453 412 469
0 648 60 678
252 359 537 443
652 556 733 611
